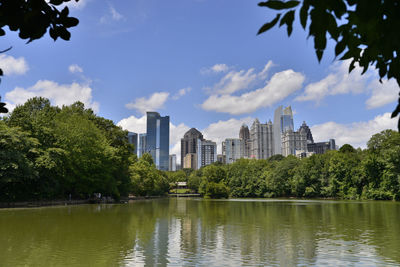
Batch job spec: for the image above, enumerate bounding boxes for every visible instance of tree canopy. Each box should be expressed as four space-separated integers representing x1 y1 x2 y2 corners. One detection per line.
257 0 400 130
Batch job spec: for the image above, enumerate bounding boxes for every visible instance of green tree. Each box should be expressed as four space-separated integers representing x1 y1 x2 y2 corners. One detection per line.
199 165 229 198
257 0 400 130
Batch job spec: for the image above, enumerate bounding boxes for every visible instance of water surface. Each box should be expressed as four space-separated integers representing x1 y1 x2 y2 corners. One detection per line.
1 198 399 266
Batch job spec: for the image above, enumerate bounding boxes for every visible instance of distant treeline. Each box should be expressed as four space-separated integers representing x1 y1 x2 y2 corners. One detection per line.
184 131 400 200
1 97 399 202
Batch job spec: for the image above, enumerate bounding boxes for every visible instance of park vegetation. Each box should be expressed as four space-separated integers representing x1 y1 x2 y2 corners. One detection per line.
1 97 399 202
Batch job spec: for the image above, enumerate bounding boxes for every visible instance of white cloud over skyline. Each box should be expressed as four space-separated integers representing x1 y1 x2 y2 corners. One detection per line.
201 69 305 115
125 92 169 114
0 54 29 76
172 87 191 100
69 64 83 73
311 112 397 149
5 80 99 112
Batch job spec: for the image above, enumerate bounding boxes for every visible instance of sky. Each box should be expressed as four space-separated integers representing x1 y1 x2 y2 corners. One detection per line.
0 0 398 161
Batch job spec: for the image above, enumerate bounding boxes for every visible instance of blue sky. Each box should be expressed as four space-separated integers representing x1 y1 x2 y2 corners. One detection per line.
0 0 398 159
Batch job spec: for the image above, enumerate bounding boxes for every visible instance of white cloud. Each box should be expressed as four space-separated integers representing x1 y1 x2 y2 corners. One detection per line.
201 69 305 115
311 113 397 149
366 79 399 109
100 4 125 24
5 80 99 112
117 115 147 134
172 87 191 100
0 54 29 75
65 0 91 10
202 117 254 154
296 60 399 109
69 64 83 73
125 92 169 115
211 64 229 73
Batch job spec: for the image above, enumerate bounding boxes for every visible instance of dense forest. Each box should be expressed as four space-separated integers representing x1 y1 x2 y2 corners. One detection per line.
1 98 399 202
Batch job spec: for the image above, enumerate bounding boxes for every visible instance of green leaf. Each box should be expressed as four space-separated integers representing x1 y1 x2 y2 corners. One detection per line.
349 60 356 73
257 14 281 35
335 40 346 56
280 10 295 36
258 1 300 10
316 50 323 62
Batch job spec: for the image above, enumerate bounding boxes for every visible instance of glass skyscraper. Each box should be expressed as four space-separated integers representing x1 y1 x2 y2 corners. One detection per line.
146 112 170 171
138 133 147 157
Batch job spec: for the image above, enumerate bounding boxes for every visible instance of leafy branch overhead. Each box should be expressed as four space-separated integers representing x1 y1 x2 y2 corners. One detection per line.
257 0 400 130
0 0 80 113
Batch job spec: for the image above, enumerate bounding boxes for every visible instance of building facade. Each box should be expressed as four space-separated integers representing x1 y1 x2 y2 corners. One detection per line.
273 105 294 155
281 128 307 157
250 119 274 159
222 138 244 164
146 112 170 171
197 139 217 169
239 124 251 158
138 133 147 157
127 132 138 155
169 154 177 171
181 128 204 168
307 139 336 154
183 153 197 169
298 121 314 144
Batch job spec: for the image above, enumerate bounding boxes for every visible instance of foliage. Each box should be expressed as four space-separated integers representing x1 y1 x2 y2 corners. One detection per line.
257 0 400 130
199 165 229 198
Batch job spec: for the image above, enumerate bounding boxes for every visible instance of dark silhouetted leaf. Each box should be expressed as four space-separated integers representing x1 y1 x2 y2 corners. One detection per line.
259 0 300 10
257 14 281 35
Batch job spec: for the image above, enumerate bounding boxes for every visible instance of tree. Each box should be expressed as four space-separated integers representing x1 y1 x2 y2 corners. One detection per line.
257 0 400 130
0 0 80 113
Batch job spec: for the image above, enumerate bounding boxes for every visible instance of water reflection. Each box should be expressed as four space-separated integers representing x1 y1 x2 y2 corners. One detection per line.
0 199 399 266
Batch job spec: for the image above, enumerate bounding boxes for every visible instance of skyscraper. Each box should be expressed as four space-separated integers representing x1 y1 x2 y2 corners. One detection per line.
273 105 294 155
222 138 244 164
197 139 217 169
180 128 204 168
146 112 170 171
138 133 147 157
298 121 314 144
239 124 251 158
281 128 307 157
127 132 138 155
250 119 274 159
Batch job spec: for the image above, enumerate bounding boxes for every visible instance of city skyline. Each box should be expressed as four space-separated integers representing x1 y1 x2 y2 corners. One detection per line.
0 1 397 162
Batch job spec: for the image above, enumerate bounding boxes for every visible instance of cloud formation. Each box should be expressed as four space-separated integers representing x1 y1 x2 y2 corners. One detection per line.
125 92 169 115
311 113 397 149
296 60 399 109
0 54 29 76
172 87 191 100
100 4 125 24
201 69 305 115
69 64 83 73
5 80 99 112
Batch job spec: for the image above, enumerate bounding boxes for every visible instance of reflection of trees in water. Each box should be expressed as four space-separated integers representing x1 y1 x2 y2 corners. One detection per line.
0 199 399 266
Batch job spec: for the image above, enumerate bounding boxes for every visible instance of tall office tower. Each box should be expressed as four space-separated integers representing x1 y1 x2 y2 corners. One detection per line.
298 121 314 144
183 153 197 169
180 128 204 168
222 138 244 164
146 112 170 171
138 133 147 157
197 139 217 169
169 154 177 171
239 124 251 158
250 119 274 159
281 128 307 157
127 132 138 155
281 106 294 133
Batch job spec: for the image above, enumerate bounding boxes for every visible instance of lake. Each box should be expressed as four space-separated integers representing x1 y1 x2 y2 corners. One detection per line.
1 198 399 266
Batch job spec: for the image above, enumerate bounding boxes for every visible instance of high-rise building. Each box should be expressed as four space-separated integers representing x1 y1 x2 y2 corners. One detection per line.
146 112 170 171
127 132 138 155
181 128 204 168
281 128 307 157
217 154 226 164
183 153 197 169
250 119 274 159
169 154 177 171
239 124 251 158
197 139 217 169
298 121 314 144
138 133 147 157
222 138 244 164
273 105 294 155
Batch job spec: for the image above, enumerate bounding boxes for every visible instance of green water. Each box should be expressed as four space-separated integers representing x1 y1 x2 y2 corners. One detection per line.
1 198 400 266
